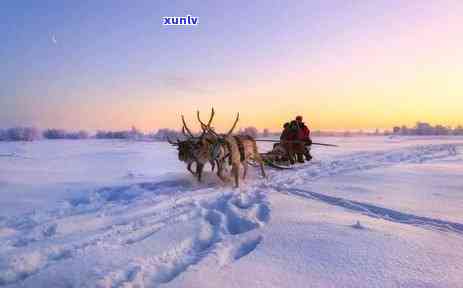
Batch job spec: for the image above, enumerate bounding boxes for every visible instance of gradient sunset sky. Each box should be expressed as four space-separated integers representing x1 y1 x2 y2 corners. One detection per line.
1 1 462 132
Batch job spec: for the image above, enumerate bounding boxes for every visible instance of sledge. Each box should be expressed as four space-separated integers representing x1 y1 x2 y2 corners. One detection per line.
255 139 338 147
264 160 294 170
255 139 338 169
248 158 294 170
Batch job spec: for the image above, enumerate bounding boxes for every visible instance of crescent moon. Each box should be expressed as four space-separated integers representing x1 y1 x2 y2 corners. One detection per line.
51 34 57 44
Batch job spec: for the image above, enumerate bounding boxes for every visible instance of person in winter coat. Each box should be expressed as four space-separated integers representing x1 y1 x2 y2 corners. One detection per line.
280 122 293 141
289 116 313 163
277 122 296 164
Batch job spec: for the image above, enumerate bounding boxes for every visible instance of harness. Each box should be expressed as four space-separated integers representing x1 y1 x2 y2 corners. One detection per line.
208 136 245 164
208 139 230 164
209 141 223 160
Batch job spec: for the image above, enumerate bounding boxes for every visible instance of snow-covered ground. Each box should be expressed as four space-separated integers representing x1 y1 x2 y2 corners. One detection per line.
1 137 463 287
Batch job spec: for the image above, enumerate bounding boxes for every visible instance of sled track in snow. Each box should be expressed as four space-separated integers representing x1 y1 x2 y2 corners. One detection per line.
0 203 200 286
271 143 460 186
0 178 221 286
273 187 463 235
267 143 463 235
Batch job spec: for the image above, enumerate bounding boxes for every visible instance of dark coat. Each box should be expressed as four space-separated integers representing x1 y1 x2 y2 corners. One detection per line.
280 127 296 141
289 121 311 142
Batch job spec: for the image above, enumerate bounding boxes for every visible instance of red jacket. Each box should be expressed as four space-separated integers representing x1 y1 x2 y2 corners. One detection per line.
298 125 310 141
283 121 311 142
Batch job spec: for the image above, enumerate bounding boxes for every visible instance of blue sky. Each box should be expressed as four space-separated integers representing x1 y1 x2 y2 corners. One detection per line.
1 1 462 131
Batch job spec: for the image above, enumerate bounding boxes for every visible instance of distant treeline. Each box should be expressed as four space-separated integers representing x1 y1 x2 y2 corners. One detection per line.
0 126 145 141
0 127 41 141
0 127 91 141
0 126 273 142
43 129 90 139
392 122 463 136
1 122 463 142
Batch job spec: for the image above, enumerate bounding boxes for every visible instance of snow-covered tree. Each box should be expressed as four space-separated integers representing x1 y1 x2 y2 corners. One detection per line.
240 127 259 138
43 129 90 139
453 125 463 135
1 127 40 141
262 128 270 137
43 129 67 139
151 128 183 141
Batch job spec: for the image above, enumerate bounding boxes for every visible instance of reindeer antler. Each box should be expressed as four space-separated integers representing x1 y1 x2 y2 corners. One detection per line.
225 112 240 136
197 107 215 137
181 115 195 138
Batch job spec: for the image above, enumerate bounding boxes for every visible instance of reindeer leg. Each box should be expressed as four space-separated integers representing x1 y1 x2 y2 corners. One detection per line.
187 162 195 175
251 154 267 179
242 161 248 180
255 155 267 179
232 163 240 188
197 163 204 182
259 159 266 178
216 160 228 182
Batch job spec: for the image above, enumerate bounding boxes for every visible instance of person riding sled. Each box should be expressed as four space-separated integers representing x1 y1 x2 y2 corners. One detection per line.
289 115 313 163
276 116 313 164
277 122 297 164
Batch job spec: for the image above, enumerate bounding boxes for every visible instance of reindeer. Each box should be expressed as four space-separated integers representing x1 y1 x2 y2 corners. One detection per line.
167 110 216 182
196 109 266 187
167 136 208 176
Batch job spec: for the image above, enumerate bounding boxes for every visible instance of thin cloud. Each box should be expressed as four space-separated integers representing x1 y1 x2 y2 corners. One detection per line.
162 75 214 94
